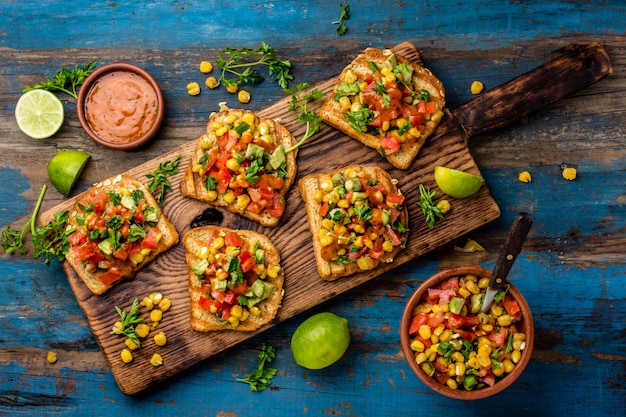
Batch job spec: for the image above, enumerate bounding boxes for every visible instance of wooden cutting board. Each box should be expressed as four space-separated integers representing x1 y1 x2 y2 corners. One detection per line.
39 42 611 395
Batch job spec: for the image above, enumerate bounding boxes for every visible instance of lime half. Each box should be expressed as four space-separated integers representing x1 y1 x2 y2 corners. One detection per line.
48 150 91 196
15 89 65 139
434 166 484 199
291 312 350 370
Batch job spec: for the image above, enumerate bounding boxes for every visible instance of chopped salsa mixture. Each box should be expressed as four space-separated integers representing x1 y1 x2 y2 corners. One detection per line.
407 273 527 391
68 185 164 286
192 112 288 219
315 167 408 270
191 229 281 328
333 53 444 155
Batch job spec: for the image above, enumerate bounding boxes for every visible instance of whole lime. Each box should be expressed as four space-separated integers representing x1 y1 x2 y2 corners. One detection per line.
291 312 350 370
434 166 484 199
47 150 91 197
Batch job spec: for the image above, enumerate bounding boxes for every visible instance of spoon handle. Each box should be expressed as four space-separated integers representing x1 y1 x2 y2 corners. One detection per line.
489 212 533 290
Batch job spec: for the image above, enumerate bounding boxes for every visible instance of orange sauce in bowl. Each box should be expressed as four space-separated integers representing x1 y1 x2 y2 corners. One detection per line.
84 71 159 144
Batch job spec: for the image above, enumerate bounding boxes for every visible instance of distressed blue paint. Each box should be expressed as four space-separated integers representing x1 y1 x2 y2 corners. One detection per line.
0 168 30 225
1 1 625 51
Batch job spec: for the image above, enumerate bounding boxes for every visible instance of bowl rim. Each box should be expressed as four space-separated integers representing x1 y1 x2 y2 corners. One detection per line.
76 62 164 151
400 265 534 400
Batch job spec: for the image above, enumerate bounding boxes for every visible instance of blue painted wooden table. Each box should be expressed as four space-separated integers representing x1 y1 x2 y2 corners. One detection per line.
0 1 624 415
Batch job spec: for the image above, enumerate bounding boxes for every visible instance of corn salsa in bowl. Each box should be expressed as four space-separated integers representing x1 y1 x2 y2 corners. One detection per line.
400 266 534 400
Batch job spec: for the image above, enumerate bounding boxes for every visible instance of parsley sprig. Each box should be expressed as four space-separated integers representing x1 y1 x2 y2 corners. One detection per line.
416 184 446 229
237 343 277 392
333 2 351 35
112 298 143 348
146 155 181 206
23 59 98 99
283 82 327 153
216 43 293 89
1 185 74 264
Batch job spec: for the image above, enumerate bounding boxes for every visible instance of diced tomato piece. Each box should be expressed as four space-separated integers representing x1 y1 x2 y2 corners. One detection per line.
427 311 445 328
386 227 403 246
380 136 401 154
504 296 522 320
346 245 367 261
432 361 448 373
215 169 232 194
386 192 405 206
409 313 429 334
199 296 213 311
247 188 263 202
446 313 465 329
238 251 256 273
258 174 284 190
319 201 330 217
230 281 249 295
85 190 108 213
417 100 428 114
211 290 226 303
73 241 100 263
221 305 232 320
439 277 459 290
267 193 285 218
69 231 88 246
425 101 437 113
224 231 243 248
223 290 239 305
427 288 456 305
141 227 160 250
113 244 129 261
434 372 449 385
218 132 239 153
98 270 123 286
247 201 265 214
488 328 508 347
368 238 385 260
454 328 476 342
462 315 479 327
133 207 145 223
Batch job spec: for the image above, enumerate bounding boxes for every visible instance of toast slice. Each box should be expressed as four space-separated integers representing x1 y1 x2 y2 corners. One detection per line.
319 48 446 170
180 109 298 227
299 165 409 281
65 174 179 295
183 226 284 332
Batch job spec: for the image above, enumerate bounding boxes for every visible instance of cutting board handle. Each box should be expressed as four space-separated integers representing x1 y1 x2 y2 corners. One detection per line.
454 43 613 139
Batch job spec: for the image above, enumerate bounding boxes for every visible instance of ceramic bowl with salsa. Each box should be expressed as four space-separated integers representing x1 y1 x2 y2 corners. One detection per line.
400 266 534 400
77 62 164 150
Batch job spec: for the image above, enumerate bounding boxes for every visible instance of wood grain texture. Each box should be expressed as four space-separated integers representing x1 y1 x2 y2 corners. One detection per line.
39 42 501 395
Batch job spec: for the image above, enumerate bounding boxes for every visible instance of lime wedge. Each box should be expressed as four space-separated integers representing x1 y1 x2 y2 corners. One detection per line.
48 150 91 197
15 90 65 139
434 166 484 199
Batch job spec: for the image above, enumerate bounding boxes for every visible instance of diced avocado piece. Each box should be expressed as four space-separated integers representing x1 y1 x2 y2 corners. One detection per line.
344 178 361 192
448 297 465 315
143 206 161 223
254 248 265 265
382 209 391 226
259 281 276 300
249 279 267 299
121 194 136 210
192 259 208 276
210 278 228 292
98 239 113 256
332 172 345 186
269 145 286 170
245 143 265 160
470 293 483 314
351 191 367 201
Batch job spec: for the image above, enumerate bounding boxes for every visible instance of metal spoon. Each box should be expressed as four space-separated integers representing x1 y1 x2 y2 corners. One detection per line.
480 212 533 313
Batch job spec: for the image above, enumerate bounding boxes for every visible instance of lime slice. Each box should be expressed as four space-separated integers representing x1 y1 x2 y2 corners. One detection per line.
434 166 484 199
47 150 91 196
291 312 350 370
15 90 65 139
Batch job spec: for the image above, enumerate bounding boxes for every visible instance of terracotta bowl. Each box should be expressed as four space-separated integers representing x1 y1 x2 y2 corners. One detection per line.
77 62 164 150
400 266 534 400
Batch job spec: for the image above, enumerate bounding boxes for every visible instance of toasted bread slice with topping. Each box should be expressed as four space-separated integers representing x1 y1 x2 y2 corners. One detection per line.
65 174 179 295
181 109 297 227
299 165 409 281
184 226 284 332
320 48 446 170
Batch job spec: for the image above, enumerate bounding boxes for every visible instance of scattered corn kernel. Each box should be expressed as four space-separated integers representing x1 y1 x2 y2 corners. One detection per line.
150 353 163 367
436 199 451 214
186 82 201 96
199 61 213 73
562 167 577 180
47 351 58 364
470 80 484 94
154 331 167 346
226 83 239 93
120 349 133 364
238 90 251 104
112 321 124 334
135 323 150 338
150 309 163 324
125 337 140 351
518 170 532 183
205 76 219 89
